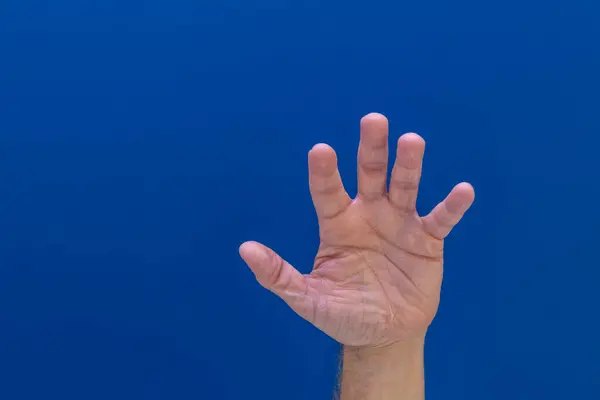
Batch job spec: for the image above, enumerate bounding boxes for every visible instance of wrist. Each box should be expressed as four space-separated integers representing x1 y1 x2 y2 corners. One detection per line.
344 336 425 358
341 337 425 400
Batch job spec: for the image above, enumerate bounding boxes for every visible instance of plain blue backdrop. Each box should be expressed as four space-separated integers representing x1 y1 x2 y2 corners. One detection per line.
0 0 599 399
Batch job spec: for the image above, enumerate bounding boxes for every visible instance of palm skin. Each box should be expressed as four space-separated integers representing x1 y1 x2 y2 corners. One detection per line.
240 113 474 347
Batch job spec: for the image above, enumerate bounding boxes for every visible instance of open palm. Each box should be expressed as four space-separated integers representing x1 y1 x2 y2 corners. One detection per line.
240 113 474 347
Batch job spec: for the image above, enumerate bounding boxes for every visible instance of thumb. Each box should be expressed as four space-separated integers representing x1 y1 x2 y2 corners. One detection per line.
239 241 308 299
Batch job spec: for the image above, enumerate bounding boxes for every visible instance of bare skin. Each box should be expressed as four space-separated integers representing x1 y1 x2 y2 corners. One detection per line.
239 112 474 398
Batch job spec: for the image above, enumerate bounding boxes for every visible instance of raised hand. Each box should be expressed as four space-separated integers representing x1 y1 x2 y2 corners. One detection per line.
240 113 474 347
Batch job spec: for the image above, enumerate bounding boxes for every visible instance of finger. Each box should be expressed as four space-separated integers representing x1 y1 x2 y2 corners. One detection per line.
308 144 352 219
357 113 389 201
388 133 426 214
239 241 311 314
421 182 475 239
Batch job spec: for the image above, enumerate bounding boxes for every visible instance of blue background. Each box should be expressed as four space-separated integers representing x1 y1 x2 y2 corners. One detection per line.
0 0 599 399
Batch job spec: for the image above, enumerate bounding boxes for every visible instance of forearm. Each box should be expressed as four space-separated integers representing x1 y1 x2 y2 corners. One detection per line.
340 337 425 400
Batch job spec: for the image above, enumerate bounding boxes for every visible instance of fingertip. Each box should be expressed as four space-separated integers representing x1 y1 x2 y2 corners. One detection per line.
239 241 263 263
238 240 252 257
360 113 389 145
309 142 335 154
447 182 475 213
456 182 475 200
308 143 337 169
394 133 425 170
397 132 426 148
361 112 388 124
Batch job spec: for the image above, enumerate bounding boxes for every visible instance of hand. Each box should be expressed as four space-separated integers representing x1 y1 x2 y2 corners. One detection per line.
240 113 474 347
